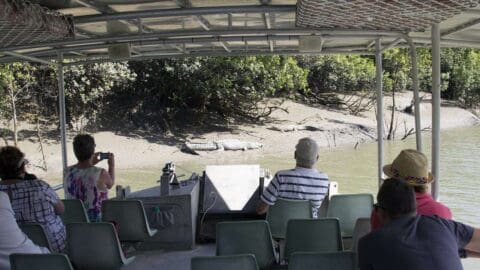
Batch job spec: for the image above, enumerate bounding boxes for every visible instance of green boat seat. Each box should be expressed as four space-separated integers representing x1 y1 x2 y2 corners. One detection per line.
351 217 371 252
19 223 52 251
60 199 89 224
191 254 259 270
288 251 355 270
101 200 157 243
10 253 74 270
351 217 371 267
66 222 135 270
284 218 343 261
266 198 312 239
326 194 373 238
216 220 276 270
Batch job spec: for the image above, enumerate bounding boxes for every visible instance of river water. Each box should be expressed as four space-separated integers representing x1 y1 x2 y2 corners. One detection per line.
124 126 480 224
169 125 479 268
51 125 480 268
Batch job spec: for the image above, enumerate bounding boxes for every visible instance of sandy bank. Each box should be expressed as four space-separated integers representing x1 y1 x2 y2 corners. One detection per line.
2 91 478 179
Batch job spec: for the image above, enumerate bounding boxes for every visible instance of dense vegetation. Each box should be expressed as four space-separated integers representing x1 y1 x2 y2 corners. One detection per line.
1 48 480 136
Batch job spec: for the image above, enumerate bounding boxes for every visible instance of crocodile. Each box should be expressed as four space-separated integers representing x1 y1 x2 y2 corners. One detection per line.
182 139 263 155
269 125 324 132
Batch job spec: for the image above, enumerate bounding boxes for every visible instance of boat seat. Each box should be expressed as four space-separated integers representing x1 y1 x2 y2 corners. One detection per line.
266 198 312 240
216 220 276 270
284 218 343 261
288 251 356 270
60 199 89 224
66 222 135 270
101 200 157 243
19 223 52 251
191 254 259 270
351 217 371 252
10 253 74 270
326 194 373 238
351 217 371 267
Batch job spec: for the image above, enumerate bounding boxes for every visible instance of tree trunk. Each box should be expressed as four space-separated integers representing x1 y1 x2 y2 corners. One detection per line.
387 87 396 140
9 86 18 146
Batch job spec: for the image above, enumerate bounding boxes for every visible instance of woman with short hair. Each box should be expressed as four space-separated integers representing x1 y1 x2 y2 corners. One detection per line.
0 146 66 253
65 134 115 222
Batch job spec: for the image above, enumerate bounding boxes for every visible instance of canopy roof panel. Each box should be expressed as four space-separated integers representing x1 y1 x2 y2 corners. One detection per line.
1 0 480 65
0 0 74 49
297 0 478 32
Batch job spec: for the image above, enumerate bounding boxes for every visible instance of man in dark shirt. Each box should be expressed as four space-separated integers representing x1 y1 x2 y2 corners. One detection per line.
359 179 480 270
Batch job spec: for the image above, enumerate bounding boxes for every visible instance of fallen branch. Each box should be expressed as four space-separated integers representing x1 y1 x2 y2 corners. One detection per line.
401 125 431 140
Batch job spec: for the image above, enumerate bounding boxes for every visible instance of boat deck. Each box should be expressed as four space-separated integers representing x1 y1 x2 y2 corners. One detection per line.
124 244 215 270
122 243 479 270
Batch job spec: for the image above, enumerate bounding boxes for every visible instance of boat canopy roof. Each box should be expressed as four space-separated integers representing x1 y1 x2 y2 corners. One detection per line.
1 0 480 65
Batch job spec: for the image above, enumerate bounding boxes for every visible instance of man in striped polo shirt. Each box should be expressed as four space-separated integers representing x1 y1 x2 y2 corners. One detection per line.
256 137 329 218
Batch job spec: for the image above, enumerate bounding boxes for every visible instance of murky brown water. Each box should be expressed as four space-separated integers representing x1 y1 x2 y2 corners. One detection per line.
48 126 480 225
46 125 480 268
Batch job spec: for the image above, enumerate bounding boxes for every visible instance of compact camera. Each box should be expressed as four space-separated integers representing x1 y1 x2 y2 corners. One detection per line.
99 152 110 160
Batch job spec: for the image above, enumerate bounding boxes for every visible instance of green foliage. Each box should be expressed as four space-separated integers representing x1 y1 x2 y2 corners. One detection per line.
1 49 480 134
416 48 433 92
298 55 375 94
382 49 410 93
64 62 136 127
100 56 308 130
440 48 480 107
0 63 38 120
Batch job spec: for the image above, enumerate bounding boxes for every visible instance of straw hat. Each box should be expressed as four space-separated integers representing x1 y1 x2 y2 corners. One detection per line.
383 149 434 186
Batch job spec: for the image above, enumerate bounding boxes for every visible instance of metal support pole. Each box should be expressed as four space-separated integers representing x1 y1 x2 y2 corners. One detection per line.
431 24 441 200
57 52 68 185
375 39 384 188
402 35 423 151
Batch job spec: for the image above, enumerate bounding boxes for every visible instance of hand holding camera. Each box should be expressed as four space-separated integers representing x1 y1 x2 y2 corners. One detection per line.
94 152 114 167
99 152 110 160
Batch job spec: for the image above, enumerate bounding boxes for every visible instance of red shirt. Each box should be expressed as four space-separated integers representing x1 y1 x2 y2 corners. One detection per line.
371 192 453 230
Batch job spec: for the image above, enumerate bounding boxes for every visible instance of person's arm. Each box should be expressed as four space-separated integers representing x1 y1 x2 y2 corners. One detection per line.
99 169 114 189
466 250 480 258
465 229 480 257
42 181 64 215
256 174 280 215
53 200 65 215
107 153 115 184
98 153 115 190
256 200 270 215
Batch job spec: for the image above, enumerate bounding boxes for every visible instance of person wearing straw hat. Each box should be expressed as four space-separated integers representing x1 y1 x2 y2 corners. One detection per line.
371 149 452 230
359 179 480 270
256 137 329 218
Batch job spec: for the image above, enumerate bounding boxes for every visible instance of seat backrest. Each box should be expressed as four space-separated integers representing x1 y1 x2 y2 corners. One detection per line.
101 199 153 242
19 223 52 251
266 198 312 239
351 217 371 252
10 253 74 270
67 222 131 270
61 199 89 224
284 218 343 260
216 220 276 270
288 251 355 270
326 194 373 237
191 254 259 270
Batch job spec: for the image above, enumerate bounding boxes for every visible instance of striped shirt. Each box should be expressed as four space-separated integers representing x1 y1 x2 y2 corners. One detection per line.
261 167 329 218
